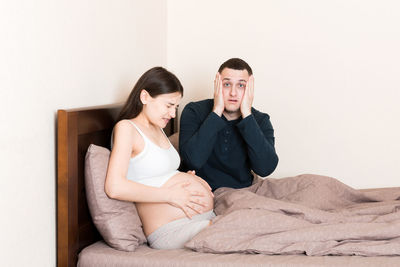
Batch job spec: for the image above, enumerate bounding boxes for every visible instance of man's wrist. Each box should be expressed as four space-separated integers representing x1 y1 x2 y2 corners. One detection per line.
213 108 223 117
241 109 251 118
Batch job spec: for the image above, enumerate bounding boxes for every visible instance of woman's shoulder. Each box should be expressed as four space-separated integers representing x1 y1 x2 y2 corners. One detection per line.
112 119 144 148
115 119 133 128
114 120 139 138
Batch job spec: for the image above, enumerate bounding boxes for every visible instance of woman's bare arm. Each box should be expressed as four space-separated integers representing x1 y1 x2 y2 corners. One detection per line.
105 120 206 217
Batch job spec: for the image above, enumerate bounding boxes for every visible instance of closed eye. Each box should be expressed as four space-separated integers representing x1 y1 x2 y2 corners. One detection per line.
167 104 179 110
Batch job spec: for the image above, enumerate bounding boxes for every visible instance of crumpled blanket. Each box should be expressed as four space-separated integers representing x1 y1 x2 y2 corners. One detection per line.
185 174 400 256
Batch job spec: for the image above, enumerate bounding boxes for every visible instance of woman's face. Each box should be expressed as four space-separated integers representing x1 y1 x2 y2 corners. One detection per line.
143 91 182 128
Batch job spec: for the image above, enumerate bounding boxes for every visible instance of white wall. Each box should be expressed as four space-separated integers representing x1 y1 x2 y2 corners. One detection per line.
0 0 166 266
167 0 400 189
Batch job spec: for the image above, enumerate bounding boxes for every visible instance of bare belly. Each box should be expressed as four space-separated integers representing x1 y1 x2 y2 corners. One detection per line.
136 172 214 236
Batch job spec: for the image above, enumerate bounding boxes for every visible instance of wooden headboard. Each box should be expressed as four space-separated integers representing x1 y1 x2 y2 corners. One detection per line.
57 104 175 267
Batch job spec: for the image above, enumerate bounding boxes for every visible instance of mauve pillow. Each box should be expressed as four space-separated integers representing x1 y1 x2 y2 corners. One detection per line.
84 144 146 252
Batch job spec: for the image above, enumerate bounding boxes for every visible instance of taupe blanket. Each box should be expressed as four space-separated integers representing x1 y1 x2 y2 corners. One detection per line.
185 174 400 256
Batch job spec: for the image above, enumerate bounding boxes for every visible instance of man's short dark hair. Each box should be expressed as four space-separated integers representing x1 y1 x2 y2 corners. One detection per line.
218 58 253 75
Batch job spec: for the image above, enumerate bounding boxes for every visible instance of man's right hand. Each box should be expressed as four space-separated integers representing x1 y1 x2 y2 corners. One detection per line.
213 72 224 116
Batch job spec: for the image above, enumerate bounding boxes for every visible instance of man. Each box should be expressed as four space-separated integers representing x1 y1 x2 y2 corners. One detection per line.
179 58 278 191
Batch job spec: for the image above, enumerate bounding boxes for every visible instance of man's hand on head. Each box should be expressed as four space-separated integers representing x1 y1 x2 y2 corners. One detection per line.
240 75 254 118
213 72 224 117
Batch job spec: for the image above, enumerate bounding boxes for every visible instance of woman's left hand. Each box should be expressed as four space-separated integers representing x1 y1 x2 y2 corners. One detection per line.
187 170 213 195
187 170 196 175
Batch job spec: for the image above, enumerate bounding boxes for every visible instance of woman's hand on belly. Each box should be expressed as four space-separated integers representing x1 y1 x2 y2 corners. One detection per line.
164 180 207 218
186 170 213 195
163 172 214 218
137 172 214 236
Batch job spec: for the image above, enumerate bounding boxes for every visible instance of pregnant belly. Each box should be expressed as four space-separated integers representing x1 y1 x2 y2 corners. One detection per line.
136 172 214 236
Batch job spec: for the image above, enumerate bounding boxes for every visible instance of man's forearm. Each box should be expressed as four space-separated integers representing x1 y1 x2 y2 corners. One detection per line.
237 115 279 176
180 111 226 170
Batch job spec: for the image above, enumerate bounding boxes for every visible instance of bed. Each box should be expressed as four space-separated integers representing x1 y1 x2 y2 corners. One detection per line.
57 104 400 267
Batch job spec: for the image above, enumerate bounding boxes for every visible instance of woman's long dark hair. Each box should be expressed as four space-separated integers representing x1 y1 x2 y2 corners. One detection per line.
117 67 183 121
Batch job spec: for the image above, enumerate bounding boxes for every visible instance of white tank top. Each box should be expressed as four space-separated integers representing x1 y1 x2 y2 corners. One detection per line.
125 120 180 187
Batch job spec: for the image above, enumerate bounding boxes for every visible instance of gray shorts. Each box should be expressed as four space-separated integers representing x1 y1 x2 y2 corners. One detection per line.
147 210 216 249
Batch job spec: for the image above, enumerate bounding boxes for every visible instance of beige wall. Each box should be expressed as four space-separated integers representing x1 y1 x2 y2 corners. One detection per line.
168 0 400 189
0 0 166 266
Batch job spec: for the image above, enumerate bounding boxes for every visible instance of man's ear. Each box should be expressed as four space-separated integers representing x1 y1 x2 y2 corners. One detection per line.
140 89 149 104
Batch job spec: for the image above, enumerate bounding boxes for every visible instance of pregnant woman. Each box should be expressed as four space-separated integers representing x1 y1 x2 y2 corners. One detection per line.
105 67 214 249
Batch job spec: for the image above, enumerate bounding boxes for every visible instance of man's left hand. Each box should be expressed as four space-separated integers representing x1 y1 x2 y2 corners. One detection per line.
240 75 254 118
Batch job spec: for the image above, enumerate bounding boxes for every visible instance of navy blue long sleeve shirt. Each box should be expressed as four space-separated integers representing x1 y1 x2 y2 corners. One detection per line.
179 99 278 190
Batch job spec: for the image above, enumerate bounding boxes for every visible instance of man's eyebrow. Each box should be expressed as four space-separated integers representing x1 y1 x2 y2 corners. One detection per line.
222 78 247 83
168 102 179 106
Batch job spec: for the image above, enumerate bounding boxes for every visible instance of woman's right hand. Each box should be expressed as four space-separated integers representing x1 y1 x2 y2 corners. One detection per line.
166 180 206 219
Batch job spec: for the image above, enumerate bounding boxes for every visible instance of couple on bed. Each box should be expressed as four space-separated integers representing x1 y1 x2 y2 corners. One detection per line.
105 58 279 249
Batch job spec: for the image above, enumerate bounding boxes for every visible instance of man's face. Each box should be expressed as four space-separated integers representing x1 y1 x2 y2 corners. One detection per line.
220 68 250 115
